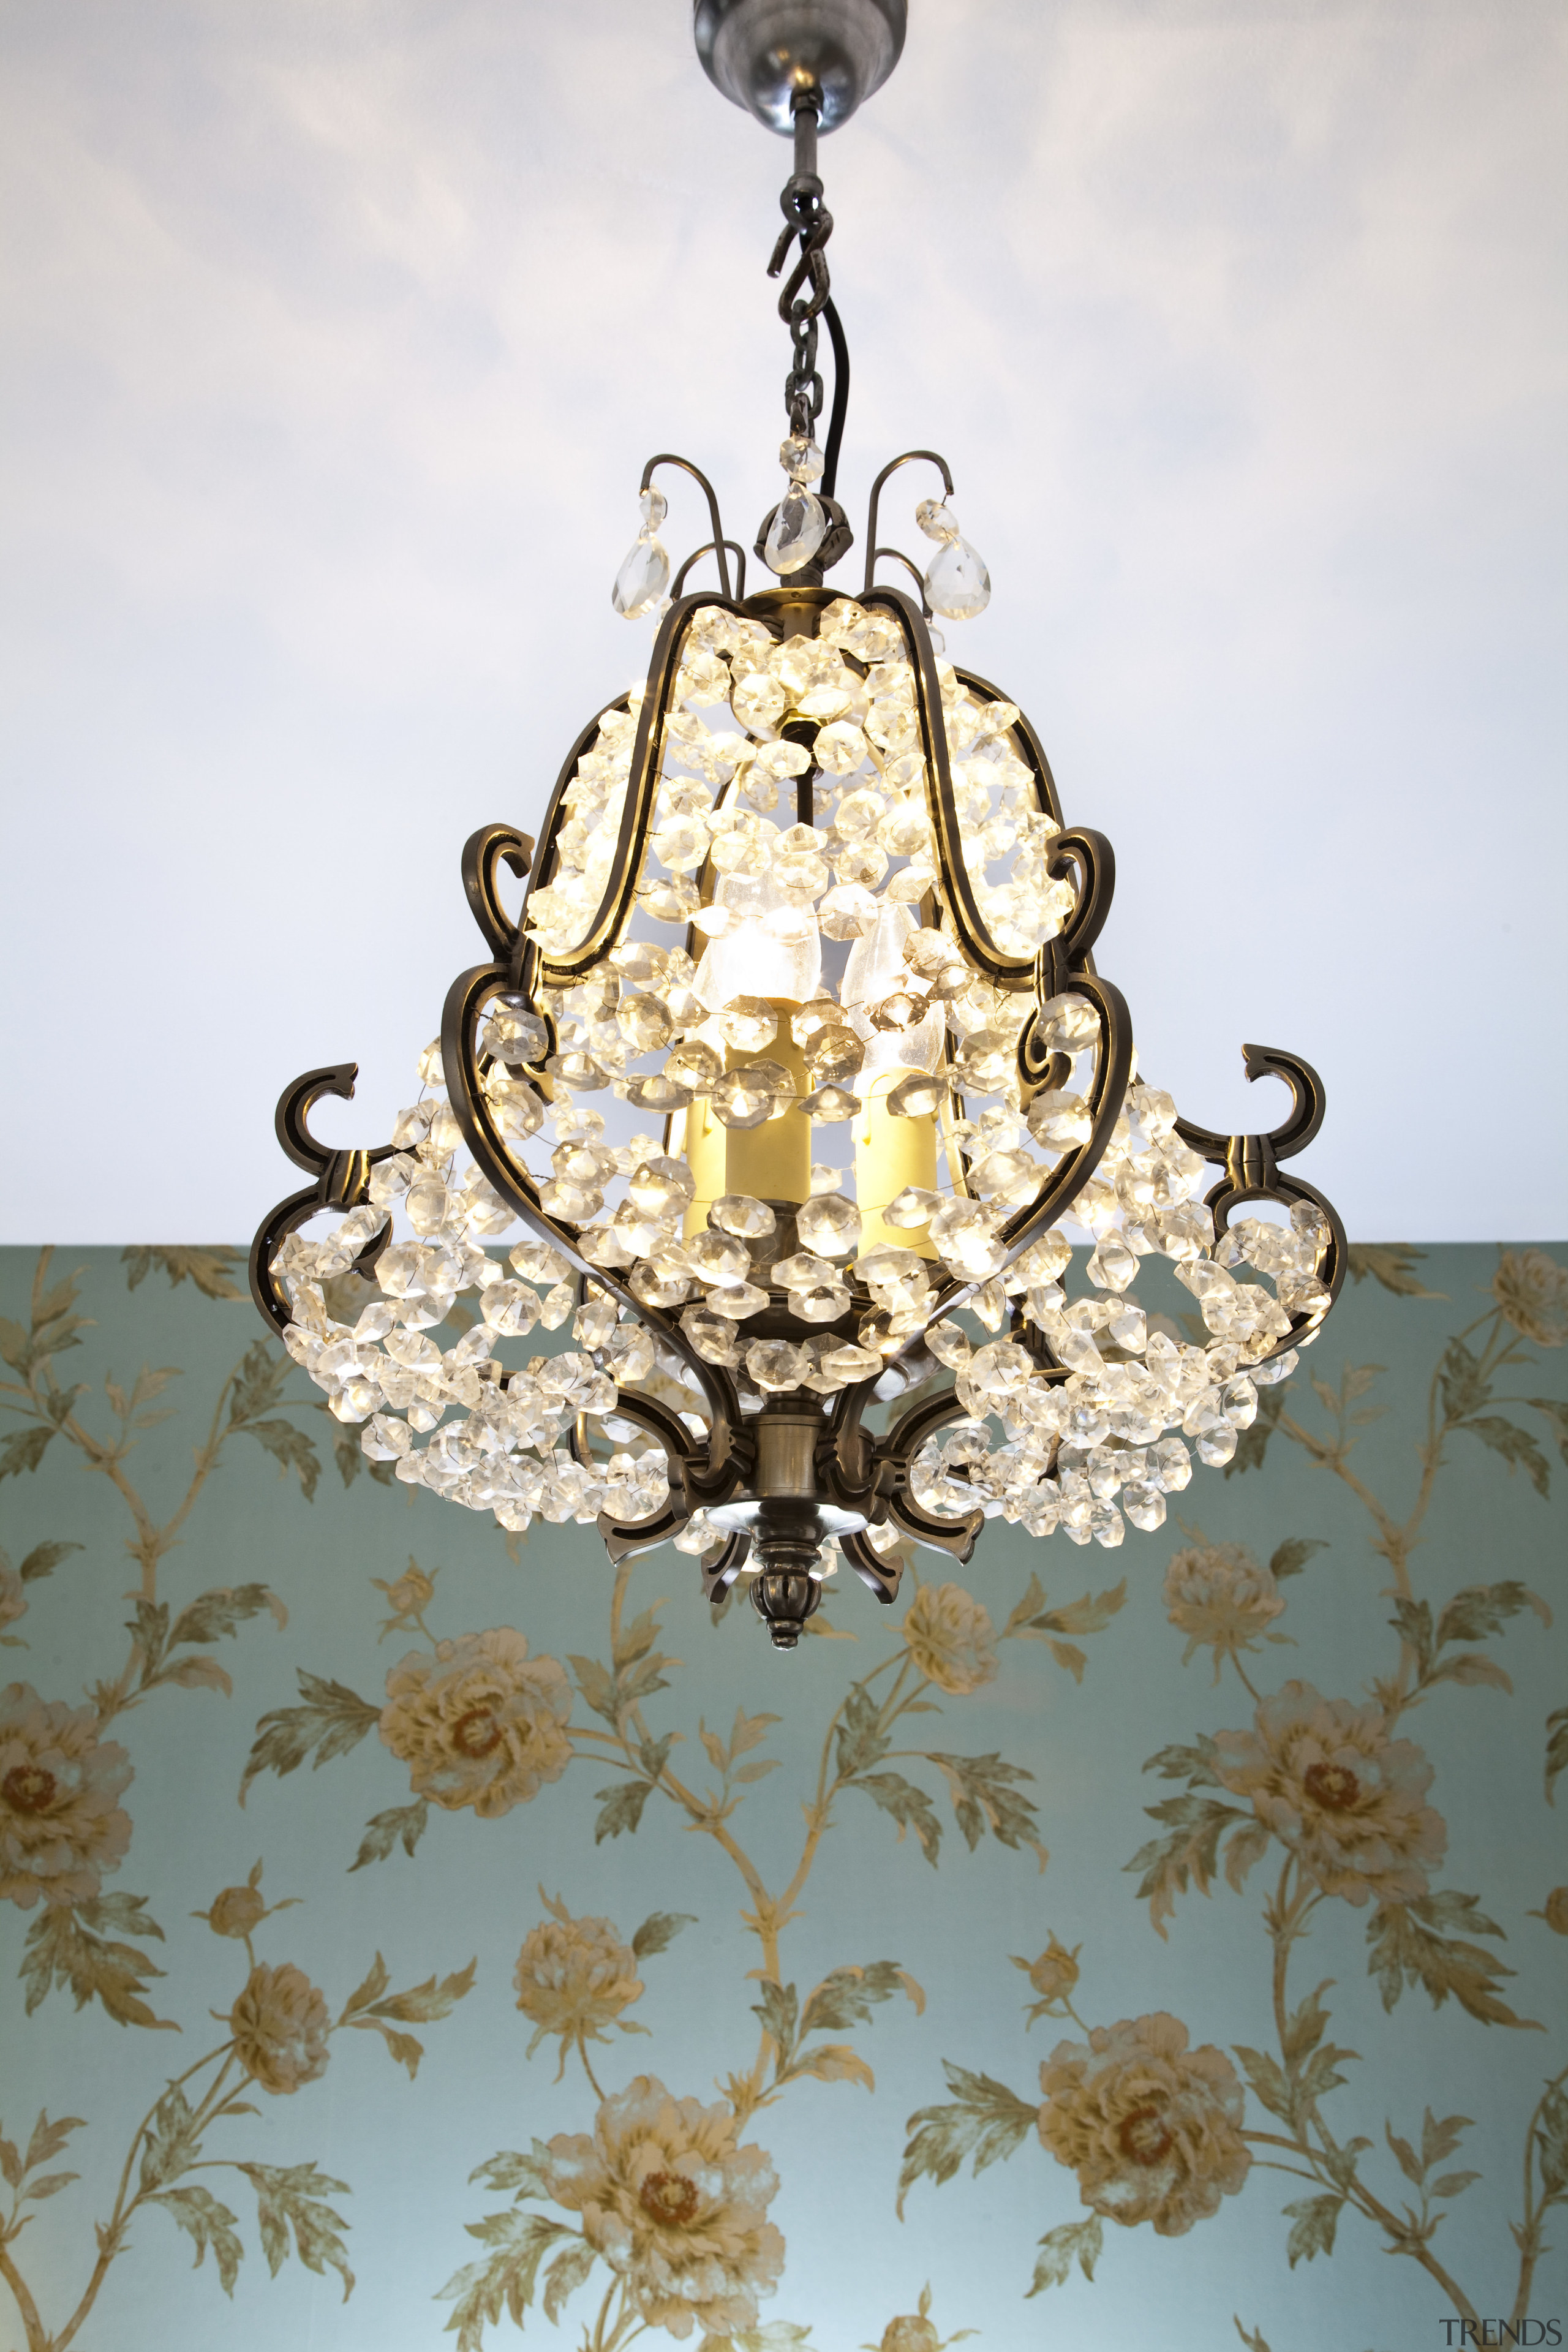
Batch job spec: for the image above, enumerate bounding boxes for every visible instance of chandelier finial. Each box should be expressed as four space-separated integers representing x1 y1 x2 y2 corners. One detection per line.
693 0 907 135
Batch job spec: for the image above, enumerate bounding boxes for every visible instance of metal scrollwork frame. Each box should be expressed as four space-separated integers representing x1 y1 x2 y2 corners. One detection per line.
251 461 1344 1620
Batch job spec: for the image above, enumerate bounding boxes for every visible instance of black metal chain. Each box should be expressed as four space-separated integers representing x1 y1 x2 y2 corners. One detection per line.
767 97 832 440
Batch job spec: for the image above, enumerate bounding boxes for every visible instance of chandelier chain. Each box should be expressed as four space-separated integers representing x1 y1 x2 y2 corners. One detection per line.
767 95 833 439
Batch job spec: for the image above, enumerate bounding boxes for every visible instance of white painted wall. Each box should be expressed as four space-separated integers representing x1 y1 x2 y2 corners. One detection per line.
2 0 1563 1241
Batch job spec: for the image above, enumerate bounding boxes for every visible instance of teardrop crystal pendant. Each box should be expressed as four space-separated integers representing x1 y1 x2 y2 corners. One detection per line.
764 486 829 575
611 531 671 618
923 530 990 619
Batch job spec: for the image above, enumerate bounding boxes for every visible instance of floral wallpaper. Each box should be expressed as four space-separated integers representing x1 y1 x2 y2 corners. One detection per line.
0 1240 1564 2351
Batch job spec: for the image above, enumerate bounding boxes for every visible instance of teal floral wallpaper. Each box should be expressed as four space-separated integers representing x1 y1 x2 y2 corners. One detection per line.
0 1242 1564 2351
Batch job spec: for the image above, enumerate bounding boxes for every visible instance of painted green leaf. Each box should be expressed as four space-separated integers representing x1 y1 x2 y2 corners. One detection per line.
21 1896 175 2030
1461 1415 1550 1496
168 1583 286 1649
238 2160 354 2299
1365 1891 1541 2029
1282 2192 1343 2265
1268 1538 1328 1580
438 2209 573 2351
349 1800 430 1872
1547 1706 1568 1805
121 1246 244 1300
798 1961 921 2039
151 2184 244 2294
241 1417 322 1501
835 1684 891 1781
851 1771 943 1866
15 1540 83 1583
1534 2082 1568 2202
1027 2213 1101 2294
239 1670 380 1803
1526 1395 1568 1466
1434 1580 1551 1648
0 1427 56 1481
897 2063 1037 2214
468 2144 552 2199
1125 1795 1255 1936
1345 1245 1444 1298
593 1779 653 1842
631 1912 697 1959
140 2082 202 2191
925 1751 1041 1856
541 2234 597 2321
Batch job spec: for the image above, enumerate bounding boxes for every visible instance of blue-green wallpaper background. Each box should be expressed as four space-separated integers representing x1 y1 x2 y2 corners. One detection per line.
1 1245 1564 2352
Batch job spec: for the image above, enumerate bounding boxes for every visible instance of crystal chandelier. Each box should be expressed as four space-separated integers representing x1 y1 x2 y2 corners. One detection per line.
251 0 1346 1649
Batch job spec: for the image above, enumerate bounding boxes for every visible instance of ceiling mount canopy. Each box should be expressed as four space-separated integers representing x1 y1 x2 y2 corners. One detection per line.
251 0 1346 1652
694 0 907 134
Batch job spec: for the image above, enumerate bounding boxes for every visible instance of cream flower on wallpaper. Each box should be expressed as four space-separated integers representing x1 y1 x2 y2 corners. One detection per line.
862 2284 974 2350
0 1684 132 1909
543 2075 784 2340
1012 1932 1081 2026
1162 1541 1286 1679
1493 1248 1568 1346
1037 2012 1250 2235
902 1582 998 1695
379 1628 573 1817
228 1960 331 2094
514 1890 643 2067
1212 1679 1446 1905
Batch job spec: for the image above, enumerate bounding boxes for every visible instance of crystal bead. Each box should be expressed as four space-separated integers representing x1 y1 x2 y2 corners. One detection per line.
886 1071 947 1119
799 1084 861 1122
712 1061 793 1129
954 1029 1013 1091
486 1281 542 1337
802 1023 862 1079
685 1229 752 1284
773 1251 835 1291
573 1292 618 1350
510 1238 570 1284
711 1194 776 1239
630 1262 692 1310
814 720 870 776
665 1039 723 1092
970 1148 1041 1207
796 1191 861 1257
680 1307 741 1366
639 876 699 923
612 531 670 619
764 488 829 576
780 433 824 483
923 529 990 622
704 1280 769 1320
1037 993 1101 1058
639 487 667 529
818 1341 882 1382
924 1321 971 1370
616 993 673 1052
1085 1234 1139 1292
747 1339 809 1392
794 1283 852 1324
716 997 778 1052
483 1005 549 1063
818 883 883 940
1027 1090 1092 1151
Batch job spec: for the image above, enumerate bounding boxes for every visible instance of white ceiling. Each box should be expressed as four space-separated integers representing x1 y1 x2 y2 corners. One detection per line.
1 0 1563 1244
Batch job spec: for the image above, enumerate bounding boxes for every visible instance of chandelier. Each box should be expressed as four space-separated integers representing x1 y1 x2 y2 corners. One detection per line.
250 0 1346 1649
